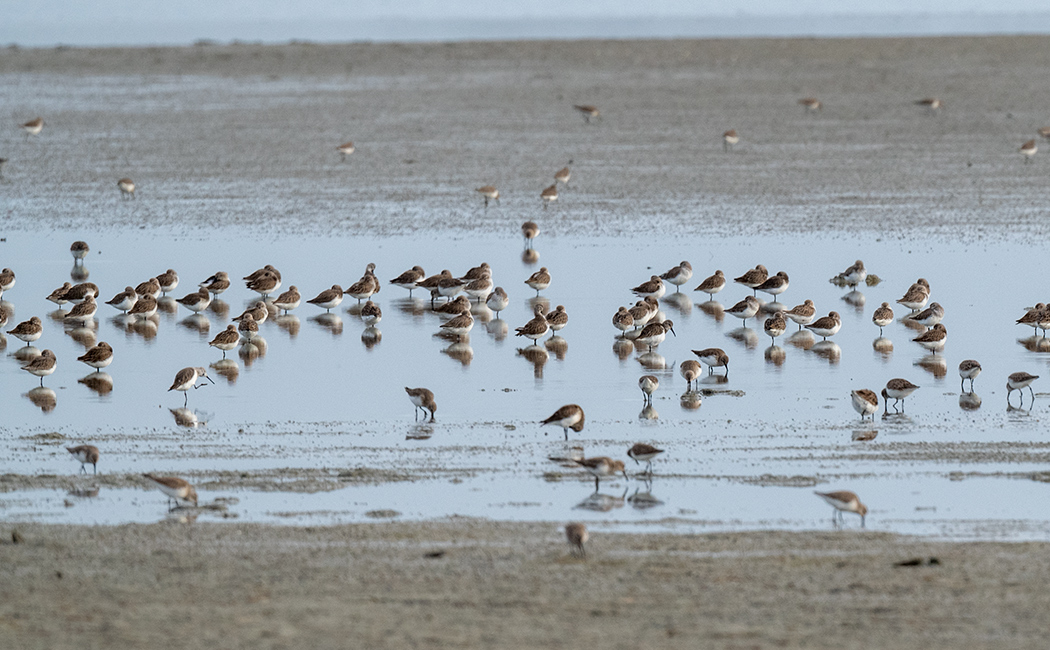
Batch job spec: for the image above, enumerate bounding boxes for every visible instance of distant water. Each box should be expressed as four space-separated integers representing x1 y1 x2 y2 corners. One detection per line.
5 13 1050 47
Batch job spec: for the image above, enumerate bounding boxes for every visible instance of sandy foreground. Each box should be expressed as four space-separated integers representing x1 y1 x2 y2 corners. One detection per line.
3 521 1050 649
4 36 1050 647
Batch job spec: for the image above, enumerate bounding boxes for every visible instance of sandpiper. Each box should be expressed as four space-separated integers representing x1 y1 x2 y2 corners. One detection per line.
8 316 43 344
694 270 726 299
554 166 571 185
755 271 789 300
1040 126 1050 140
247 272 281 298
573 104 600 123
459 262 491 282
0 268 15 296
915 97 944 112
785 299 816 330
872 302 894 335
142 474 198 508
521 221 539 248
541 184 558 209
389 266 426 297
238 313 259 341
486 287 509 315
209 324 240 358
546 305 569 335
612 306 634 337
67 282 99 303
405 387 436 422
67 445 100 474
638 375 659 404
21 117 44 139
733 265 768 295
806 311 841 340
200 271 231 296
243 265 281 286
763 311 787 345
77 341 113 371
515 304 550 341
64 295 97 323
156 269 179 295
439 310 474 340
525 267 551 295
419 270 453 306
127 295 158 320
272 286 301 314
135 278 161 299
1016 303 1046 334
1020 139 1037 162
897 279 930 312
174 287 211 314
632 275 666 300
233 301 268 325
22 349 57 385
47 282 73 306
912 323 946 354
541 404 585 439
838 260 867 288
106 286 138 313
574 456 627 491
635 319 675 352
70 241 90 262
565 523 588 557
307 285 344 312
434 275 465 302
723 129 739 152
850 389 878 421
798 97 822 112
168 366 214 405
680 360 702 390
884 378 920 411
434 296 471 316
627 442 664 476
346 263 379 303
117 178 135 198
476 185 499 207
659 261 692 292
910 302 944 329
336 141 355 161
815 490 867 527
725 296 761 326
959 359 982 393
1006 371 1039 404
360 300 382 325
692 347 729 375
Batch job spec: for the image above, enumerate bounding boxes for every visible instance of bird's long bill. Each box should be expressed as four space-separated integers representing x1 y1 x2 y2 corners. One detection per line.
668 326 676 336
206 375 215 384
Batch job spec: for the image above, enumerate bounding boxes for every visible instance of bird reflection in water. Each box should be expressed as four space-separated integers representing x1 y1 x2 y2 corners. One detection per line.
661 292 692 316
362 326 382 349
156 296 178 316
787 329 815 350
612 338 633 361
698 300 724 323
810 341 841 364
680 391 702 410
639 404 659 420
406 424 434 440
78 372 113 396
210 359 239 385
68 486 100 498
841 290 865 312
13 345 40 362
179 314 211 337
636 351 667 370
70 262 89 282
914 354 947 378
170 407 206 428
130 315 160 340
521 248 540 265
627 485 664 510
207 299 230 320
239 336 267 366
575 487 627 512
486 318 509 341
545 335 568 360
872 337 893 360
852 430 878 442
959 392 982 411
517 344 548 378
764 345 786 366
726 327 759 350
311 313 343 335
25 386 57 412
1017 335 1050 353
274 314 300 337
65 324 97 349
442 340 473 366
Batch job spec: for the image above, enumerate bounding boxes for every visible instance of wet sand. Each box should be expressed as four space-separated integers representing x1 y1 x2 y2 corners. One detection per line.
5 36 1050 646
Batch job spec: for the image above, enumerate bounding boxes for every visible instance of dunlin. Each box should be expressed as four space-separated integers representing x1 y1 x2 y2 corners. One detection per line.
912 323 946 354
850 389 878 421
390 266 426 297
910 302 944 329
785 299 816 330
915 97 944 112
21 117 44 139
573 104 600 123
142 474 198 508
156 269 179 295
838 260 867 288
307 285 344 312
1007 371 1039 404
725 296 761 326
419 270 454 306
434 295 471 316
209 324 240 358
168 366 214 405
574 457 627 491
632 275 666 300
565 523 588 557
0 268 15 296
1016 303 1046 334
200 271 231 296
872 302 894 335
476 185 499 207
515 304 549 340
117 178 135 198
106 286 138 313
733 265 768 295
233 301 269 325
680 359 702 390
463 273 494 303
67 445 100 474
798 97 822 112
1039 126 1050 140
70 241 90 261
958 359 982 393
659 261 692 293
763 311 787 345
612 306 634 337
346 263 379 303
521 221 539 248
884 378 920 411
127 295 158 320
272 286 301 314
694 270 726 299
22 349 57 385
723 129 739 152
440 310 474 340
66 282 99 303
238 313 259 341
806 311 841 340
692 347 730 375
460 262 491 282
135 278 161 299
1021 139 1037 162
8 316 43 343
897 279 930 312
755 271 789 300
635 319 675 352
627 442 664 475
541 184 558 209
546 304 569 334
486 287 509 315
638 375 659 404
815 490 867 527
434 275 465 302
541 404 584 439
525 267 551 295
336 141 355 161
247 272 281 298
47 282 73 306
77 341 113 371
244 265 281 285
627 297 659 329
360 300 382 325
405 387 436 422
175 287 212 314
555 166 571 185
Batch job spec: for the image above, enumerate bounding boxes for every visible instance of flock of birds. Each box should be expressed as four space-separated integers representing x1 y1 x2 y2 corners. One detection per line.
4 95 1048 556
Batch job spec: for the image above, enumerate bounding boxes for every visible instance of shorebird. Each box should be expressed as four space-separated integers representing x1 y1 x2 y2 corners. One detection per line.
872 302 894 335
434 296 470 316
247 272 281 298
238 313 259 341
486 287 509 315
464 273 494 303
307 285 344 313
959 359 982 393
21 117 44 140
628 297 659 329
565 523 588 557
0 267 15 297
692 347 730 376
135 278 161 299
22 349 57 385
574 457 628 491
272 286 301 314
725 296 761 327
912 323 947 354
521 221 539 248
168 366 214 405
209 324 240 358
755 271 789 301
838 260 867 288
763 311 787 345
459 262 490 282
8 316 43 344
127 295 158 320
476 185 499 207
47 282 74 306
554 166 571 185
439 310 474 341
67 445 100 474
1040 126 1050 140
806 311 841 340
612 306 634 338
638 375 659 404
336 141 355 161
627 442 664 476
199 271 231 296
631 275 665 300
910 302 944 329
0 157 7 179
573 105 600 123
915 97 944 112
515 304 549 341
723 129 739 152
77 342 113 371
1016 303 1046 335
405 387 437 422
733 265 768 295
360 300 382 325
1006 371 1039 405
64 296 97 324
243 265 281 286
1020 139 1037 162
659 261 692 293
389 266 426 297
233 301 268 326
70 241 90 262
541 184 558 209
525 267 551 295
785 299 817 330
142 474 198 508
117 178 135 199
418 270 453 306
635 319 675 352
850 389 878 421
156 269 179 295
798 97 822 112
884 378 920 411
897 279 930 312
814 490 867 527
106 286 138 313
346 263 380 303
546 305 569 335
541 404 585 439
694 270 726 299
680 360 702 391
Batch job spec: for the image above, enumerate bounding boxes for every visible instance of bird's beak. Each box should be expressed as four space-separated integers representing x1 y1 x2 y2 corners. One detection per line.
206 376 215 384
669 326 676 337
